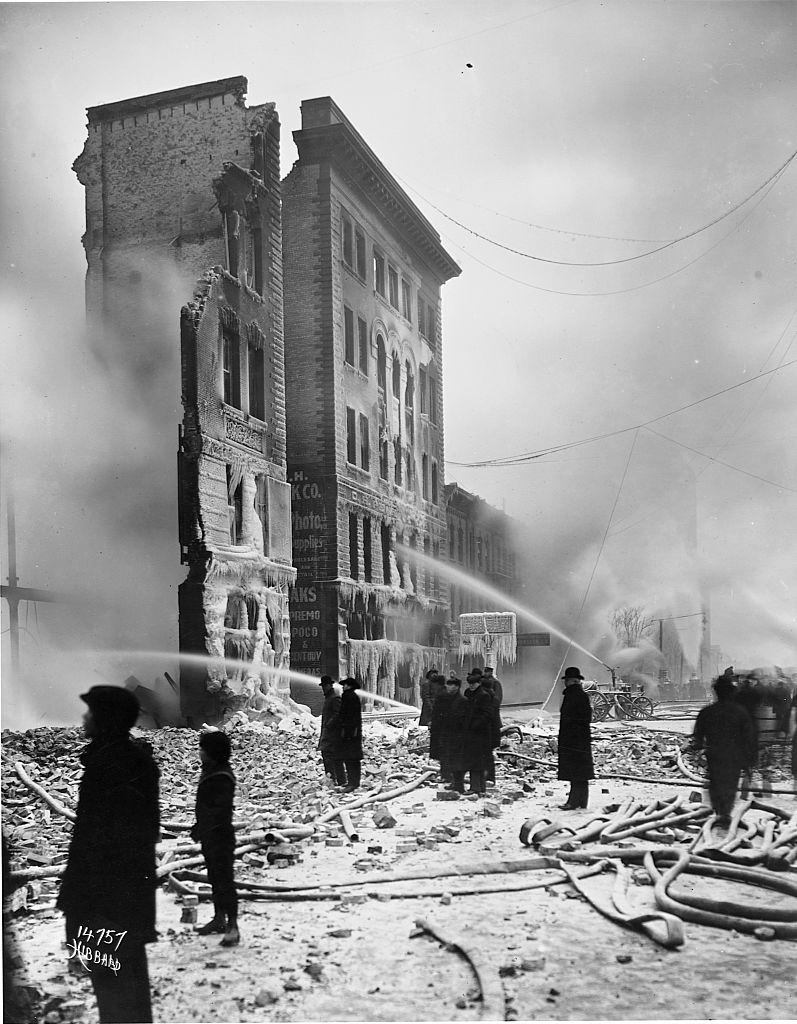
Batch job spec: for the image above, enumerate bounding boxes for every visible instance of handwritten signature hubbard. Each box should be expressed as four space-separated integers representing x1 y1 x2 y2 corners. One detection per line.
66 925 126 974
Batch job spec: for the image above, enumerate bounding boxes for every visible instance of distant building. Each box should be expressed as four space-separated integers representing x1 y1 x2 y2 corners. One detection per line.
282 97 460 707
74 77 296 726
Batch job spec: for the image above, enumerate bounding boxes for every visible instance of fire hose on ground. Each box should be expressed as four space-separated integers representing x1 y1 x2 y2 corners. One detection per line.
518 796 797 943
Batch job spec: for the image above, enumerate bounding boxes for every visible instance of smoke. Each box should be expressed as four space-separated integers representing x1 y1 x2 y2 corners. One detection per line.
0 256 187 729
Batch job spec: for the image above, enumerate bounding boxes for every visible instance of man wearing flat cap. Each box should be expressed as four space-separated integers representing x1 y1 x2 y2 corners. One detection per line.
557 667 594 809
57 686 160 1023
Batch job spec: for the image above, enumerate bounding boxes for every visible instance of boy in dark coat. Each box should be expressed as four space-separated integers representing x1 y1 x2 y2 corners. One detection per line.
318 676 347 786
557 667 594 809
57 686 159 1024
191 731 239 946
339 678 363 792
693 675 755 826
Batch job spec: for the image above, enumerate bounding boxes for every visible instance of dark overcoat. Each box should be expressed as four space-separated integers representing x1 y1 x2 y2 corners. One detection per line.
57 737 160 945
191 765 236 844
419 678 435 727
557 683 595 781
460 685 495 771
693 699 755 782
318 691 343 755
339 688 363 761
430 690 466 766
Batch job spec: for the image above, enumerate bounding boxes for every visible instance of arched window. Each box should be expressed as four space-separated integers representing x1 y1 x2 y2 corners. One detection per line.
392 354 401 399
405 361 414 443
377 336 387 394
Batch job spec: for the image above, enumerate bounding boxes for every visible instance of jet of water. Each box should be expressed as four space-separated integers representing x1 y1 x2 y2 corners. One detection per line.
396 542 610 672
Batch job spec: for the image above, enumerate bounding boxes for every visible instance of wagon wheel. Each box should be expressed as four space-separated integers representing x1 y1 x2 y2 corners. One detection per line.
616 693 643 719
589 691 610 722
633 696 654 719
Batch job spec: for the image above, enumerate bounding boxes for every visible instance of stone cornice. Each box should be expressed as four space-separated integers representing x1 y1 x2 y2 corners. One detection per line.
293 122 461 283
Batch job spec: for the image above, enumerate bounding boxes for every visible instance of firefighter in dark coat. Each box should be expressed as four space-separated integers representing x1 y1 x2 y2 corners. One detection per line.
318 676 347 786
339 678 363 792
57 686 159 1024
460 670 495 794
430 676 465 784
419 668 439 727
557 667 594 809
191 730 239 947
693 674 755 826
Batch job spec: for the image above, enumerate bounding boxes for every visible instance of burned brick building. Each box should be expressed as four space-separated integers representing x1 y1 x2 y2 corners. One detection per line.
282 97 461 706
74 77 295 726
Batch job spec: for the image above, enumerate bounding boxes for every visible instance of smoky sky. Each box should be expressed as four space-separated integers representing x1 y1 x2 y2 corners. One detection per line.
1 1 796 727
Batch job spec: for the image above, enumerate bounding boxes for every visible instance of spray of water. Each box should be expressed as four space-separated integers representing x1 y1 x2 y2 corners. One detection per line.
397 543 610 672
77 649 418 713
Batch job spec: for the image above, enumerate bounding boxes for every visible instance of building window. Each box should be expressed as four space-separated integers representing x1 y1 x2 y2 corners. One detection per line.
359 413 370 470
363 517 372 582
405 363 414 444
379 437 389 480
417 293 426 337
346 406 356 465
355 229 366 278
419 367 427 414
406 450 413 490
226 466 243 545
381 522 392 585
388 265 399 308
357 317 368 374
222 329 241 408
429 376 438 425
248 343 265 420
349 512 359 580
342 214 353 267
431 461 439 504
394 438 402 484
251 225 263 294
344 305 355 366
423 537 431 595
255 474 269 554
422 454 429 499
458 526 464 563
373 250 385 296
392 354 401 399
449 522 455 559
377 337 387 394
401 279 412 321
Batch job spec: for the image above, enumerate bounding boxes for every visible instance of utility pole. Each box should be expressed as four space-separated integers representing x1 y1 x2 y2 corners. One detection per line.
1 448 67 675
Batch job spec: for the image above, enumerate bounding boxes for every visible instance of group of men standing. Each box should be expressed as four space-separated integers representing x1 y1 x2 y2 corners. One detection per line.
317 676 364 792
425 666 503 794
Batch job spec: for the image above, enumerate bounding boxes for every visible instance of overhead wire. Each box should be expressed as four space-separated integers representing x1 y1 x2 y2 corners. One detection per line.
446 357 797 468
402 147 797 268
435 167 788 297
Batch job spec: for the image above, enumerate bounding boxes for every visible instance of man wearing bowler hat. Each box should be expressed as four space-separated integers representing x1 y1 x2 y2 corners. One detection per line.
557 667 594 809
318 675 347 787
57 686 160 1023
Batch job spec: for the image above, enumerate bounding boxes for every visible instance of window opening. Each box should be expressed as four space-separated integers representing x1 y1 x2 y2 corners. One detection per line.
248 343 265 420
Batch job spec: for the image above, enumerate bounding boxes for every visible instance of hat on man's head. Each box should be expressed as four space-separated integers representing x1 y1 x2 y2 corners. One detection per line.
466 670 482 684
341 677 358 689
80 685 140 734
445 675 462 687
319 675 335 688
714 675 735 695
425 667 439 679
561 667 585 681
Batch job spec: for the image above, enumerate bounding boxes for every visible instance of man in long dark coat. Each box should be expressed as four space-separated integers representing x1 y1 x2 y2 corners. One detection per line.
693 674 755 826
419 668 438 727
339 677 363 792
430 675 465 784
557 666 594 809
460 670 495 794
57 686 160 1024
318 676 347 786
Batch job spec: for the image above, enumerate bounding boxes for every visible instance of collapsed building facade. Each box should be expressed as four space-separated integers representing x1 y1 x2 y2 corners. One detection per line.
282 97 461 706
74 77 296 726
